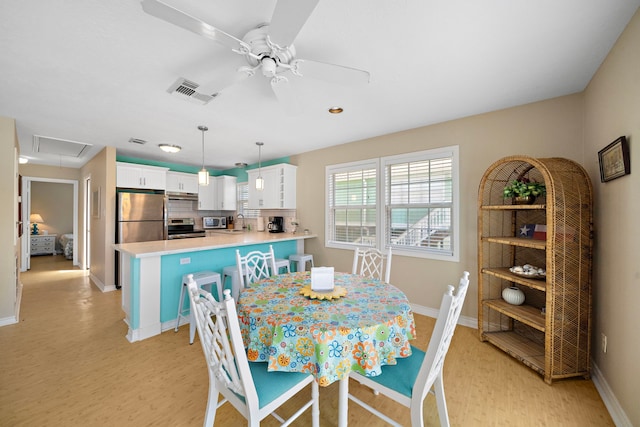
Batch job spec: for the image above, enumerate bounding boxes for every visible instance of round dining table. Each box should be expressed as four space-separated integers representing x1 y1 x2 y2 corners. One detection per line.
237 271 416 427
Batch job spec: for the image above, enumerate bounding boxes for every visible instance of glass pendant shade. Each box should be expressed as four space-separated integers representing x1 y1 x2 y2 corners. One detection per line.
198 125 209 186
198 168 209 185
255 141 264 191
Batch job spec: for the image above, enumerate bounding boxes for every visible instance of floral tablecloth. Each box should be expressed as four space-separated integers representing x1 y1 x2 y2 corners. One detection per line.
237 271 416 387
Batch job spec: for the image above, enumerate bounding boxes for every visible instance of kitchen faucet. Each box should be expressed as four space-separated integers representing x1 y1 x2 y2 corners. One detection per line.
237 213 245 230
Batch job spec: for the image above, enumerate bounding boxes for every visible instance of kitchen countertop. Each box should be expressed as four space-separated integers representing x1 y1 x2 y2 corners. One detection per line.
113 231 316 258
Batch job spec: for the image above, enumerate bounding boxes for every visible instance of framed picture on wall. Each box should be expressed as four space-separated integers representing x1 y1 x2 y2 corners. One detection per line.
598 136 630 182
91 187 101 218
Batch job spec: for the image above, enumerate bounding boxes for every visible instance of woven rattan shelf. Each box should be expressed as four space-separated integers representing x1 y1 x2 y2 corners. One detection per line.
478 156 593 384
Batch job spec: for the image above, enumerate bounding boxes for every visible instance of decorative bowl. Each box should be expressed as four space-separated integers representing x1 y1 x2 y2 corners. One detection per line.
509 264 546 280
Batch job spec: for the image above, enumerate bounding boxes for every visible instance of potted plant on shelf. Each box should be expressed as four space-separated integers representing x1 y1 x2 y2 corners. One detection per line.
503 178 546 204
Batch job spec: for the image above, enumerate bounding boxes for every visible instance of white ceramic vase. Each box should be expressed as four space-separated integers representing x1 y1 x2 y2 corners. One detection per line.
502 286 525 305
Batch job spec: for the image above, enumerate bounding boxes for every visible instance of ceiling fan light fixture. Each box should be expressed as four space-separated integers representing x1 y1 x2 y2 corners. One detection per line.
198 125 209 186
255 142 264 190
158 144 182 153
328 106 344 114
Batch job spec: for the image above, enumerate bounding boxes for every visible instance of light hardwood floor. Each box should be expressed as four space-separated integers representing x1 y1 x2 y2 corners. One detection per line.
0 255 613 426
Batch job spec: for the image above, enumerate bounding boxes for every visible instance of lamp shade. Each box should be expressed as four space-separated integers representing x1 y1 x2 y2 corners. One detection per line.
30 213 44 223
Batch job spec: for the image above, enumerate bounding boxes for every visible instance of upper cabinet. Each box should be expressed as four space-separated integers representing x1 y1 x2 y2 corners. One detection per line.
198 175 236 211
166 171 199 194
216 175 237 211
116 162 168 190
247 163 297 209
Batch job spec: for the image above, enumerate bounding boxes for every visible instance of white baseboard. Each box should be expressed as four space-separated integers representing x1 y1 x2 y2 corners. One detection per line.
591 361 632 427
89 273 117 292
410 303 477 329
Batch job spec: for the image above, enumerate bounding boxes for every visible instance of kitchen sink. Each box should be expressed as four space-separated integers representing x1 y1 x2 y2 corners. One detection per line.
208 229 245 234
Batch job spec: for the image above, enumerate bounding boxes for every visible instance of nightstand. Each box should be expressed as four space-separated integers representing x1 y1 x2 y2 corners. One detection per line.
31 234 57 256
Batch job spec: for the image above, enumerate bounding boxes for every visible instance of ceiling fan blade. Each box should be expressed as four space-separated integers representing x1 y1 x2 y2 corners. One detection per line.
141 0 243 50
292 59 370 85
270 77 301 115
267 0 320 47
197 67 254 95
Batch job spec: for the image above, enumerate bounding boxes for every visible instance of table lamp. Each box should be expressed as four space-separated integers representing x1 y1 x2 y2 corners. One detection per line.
30 213 44 235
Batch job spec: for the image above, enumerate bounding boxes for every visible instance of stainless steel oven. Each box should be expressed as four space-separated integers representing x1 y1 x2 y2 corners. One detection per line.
167 218 206 239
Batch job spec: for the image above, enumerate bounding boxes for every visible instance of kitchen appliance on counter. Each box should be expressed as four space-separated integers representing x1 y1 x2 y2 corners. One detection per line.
202 216 227 229
268 216 284 233
115 191 167 288
167 218 206 239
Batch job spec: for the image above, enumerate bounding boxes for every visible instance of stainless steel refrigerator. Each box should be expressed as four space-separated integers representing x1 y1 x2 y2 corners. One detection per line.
115 191 167 288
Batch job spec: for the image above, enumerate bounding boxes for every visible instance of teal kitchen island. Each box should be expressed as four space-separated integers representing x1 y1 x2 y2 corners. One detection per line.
113 232 316 342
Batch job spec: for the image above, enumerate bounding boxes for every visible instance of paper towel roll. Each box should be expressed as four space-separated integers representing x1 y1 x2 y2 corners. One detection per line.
256 217 265 231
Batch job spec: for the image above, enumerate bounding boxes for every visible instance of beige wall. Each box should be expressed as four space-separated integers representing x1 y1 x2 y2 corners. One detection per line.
80 147 116 290
0 117 20 324
583 8 640 426
292 93 584 318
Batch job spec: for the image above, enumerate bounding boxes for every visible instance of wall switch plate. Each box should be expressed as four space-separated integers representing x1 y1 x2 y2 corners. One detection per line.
180 257 190 265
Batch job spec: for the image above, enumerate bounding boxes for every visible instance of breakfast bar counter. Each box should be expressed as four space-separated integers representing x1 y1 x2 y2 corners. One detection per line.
113 232 316 342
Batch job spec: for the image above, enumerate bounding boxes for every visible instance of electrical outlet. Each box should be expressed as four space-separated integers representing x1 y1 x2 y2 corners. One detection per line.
180 257 191 265
601 333 607 353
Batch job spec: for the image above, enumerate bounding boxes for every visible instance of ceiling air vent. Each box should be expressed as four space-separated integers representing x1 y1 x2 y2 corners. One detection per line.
167 77 218 105
128 138 147 145
32 135 91 157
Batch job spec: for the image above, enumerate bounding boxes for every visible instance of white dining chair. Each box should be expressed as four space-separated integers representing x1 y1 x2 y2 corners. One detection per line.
352 247 393 283
186 276 320 427
348 271 470 427
236 245 278 289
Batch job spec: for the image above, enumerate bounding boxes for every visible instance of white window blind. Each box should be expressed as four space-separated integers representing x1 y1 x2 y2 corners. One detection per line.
236 182 260 218
327 160 378 247
385 154 454 256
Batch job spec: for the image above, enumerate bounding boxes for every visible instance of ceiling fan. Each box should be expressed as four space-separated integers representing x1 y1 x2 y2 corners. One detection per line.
141 0 371 113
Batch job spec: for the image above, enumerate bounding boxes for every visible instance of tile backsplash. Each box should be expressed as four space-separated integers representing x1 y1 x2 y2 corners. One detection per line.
167 200 300 232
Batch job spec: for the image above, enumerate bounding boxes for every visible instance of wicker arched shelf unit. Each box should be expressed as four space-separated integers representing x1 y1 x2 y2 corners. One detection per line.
478 156 593 384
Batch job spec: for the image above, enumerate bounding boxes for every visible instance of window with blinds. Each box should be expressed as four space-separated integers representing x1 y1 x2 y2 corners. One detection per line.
326 160 378 247
326 146 459 261
236 182 260 218
384 155 454 256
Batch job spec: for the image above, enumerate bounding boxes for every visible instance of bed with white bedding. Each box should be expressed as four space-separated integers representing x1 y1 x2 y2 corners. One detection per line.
59 233 73 259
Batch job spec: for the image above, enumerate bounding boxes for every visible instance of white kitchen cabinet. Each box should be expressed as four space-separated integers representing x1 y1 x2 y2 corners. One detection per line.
198 175 236 210
247 163 296 209
116 162 168 190
216 175 237 211
31 234 57 256
197 179 216 210
167 171 199 194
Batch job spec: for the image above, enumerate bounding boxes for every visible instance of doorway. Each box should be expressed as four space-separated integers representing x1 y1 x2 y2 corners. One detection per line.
21 177 79 271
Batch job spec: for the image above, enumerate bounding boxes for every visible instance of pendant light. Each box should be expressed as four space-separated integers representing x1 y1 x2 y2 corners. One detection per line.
198 125 209 186
255 142 264 190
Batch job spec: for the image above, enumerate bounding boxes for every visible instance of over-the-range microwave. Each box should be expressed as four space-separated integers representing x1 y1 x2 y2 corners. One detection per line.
202 216 227 229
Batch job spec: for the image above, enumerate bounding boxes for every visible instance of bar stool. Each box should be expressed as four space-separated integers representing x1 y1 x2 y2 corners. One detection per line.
289 253 314 272
274 258 291 274
176 271 222 344
222 265 246 301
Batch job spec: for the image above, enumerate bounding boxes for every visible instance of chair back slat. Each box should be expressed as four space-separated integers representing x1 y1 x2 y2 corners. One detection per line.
236 245 278 288
352 247 393 283
187 278 258 406
414 271 470 402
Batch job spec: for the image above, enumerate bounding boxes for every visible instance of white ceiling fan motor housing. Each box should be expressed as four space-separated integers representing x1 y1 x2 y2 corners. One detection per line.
242 25 296 76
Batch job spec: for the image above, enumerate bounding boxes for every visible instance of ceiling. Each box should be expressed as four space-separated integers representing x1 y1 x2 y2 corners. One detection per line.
1 1 639 170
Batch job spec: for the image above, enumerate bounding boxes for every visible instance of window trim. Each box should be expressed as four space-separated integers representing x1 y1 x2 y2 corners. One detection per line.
325 145 459 262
